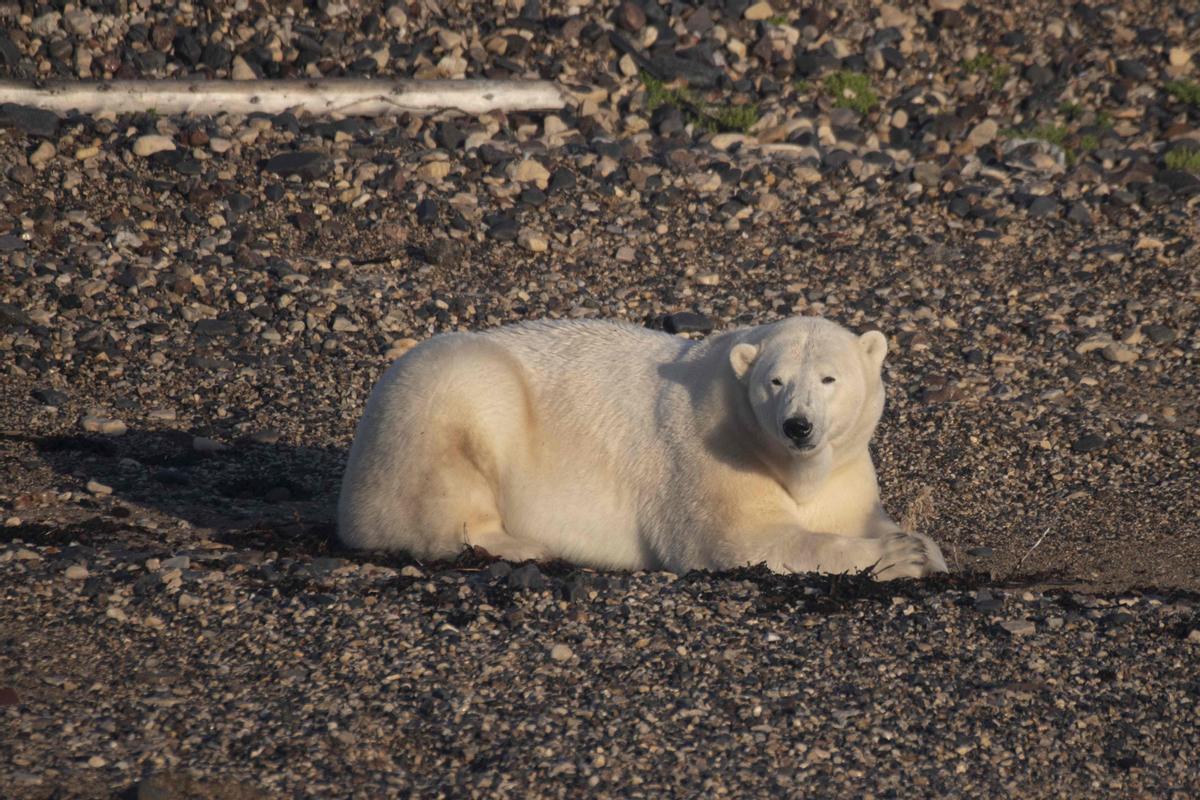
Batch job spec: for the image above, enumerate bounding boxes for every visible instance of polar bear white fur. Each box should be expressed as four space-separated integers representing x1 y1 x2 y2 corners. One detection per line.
338 316 947 579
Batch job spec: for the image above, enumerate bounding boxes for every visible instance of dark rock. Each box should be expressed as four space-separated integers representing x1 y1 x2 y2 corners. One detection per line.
32 388 69 406
620 35 721 89
0 303 33 328
0 103 59 138
660 311 714 335
966 547 994 558
651 104 685 136
685 7 714 34
227 193 253 216
519 187 547 206
173 31 203 65
565 575 592 603
195 319 238 337
0 234 27 253
793 51 840 77
1066 203 1091 225
262 151 331 180
615 1 647 32
0 33 22 73
484 561 512 581
519 0 541 21
1142 324 1176 345
150 22 177 52
435 121 465 150
1027 196 1060 217
548 168 576 193
416 197 439 225
933 9 963 28
486 215 520 241
1156 169 1200 195
1001 31 1028 48
0 687 19 706
880 47 905 71
509 563 546 590
1072 434 1107 454
1116 59 1148 80
1023 64 1055 88
423 239 462 267
202 42 232 71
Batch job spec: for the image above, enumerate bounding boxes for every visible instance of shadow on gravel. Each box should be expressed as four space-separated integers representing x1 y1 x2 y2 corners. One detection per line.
9 426 345 529
11 430 1200 616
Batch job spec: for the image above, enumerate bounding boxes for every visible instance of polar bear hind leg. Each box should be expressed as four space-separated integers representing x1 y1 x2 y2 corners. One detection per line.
338 336 548 562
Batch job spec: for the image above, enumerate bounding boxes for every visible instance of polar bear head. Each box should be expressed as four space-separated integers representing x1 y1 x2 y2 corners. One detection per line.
729 317 888 469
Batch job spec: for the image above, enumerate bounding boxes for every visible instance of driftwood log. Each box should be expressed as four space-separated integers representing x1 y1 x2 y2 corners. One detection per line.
0 78 566 117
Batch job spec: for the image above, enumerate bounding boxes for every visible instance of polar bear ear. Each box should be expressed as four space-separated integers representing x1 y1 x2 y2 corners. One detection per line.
860 330 888 370
729 342 759 380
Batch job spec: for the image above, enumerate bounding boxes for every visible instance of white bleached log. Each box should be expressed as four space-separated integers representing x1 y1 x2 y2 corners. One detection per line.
0 78 566 117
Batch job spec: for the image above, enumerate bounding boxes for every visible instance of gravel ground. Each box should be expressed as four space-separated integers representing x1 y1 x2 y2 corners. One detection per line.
2 0 1199 796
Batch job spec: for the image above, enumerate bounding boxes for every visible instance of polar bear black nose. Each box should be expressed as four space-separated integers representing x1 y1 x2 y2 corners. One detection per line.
783 416 813 444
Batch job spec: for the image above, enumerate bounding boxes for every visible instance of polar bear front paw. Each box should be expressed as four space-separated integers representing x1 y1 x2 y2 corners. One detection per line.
871 531 948 580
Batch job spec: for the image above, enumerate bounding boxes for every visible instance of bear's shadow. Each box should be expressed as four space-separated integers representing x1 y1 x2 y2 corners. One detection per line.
11 427 349 557
9 428 1071 595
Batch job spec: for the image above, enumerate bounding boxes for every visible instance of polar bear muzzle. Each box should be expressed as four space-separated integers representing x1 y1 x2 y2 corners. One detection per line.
782 416 815 448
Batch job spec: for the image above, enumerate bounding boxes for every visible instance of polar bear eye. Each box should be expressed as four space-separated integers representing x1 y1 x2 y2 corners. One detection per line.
770 378 783 387
822 376 836 384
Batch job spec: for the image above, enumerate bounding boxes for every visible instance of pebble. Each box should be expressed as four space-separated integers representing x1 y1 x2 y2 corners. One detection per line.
132 135 175 157
513 159 551 188
1101 344 1139 364
86 480 112 496
81 416 127 436
29 141 55 166
65 564 89 580
966 120 998 149
549 643 574 662
416 161 451 182
743 2 775 21
517 229 549 253
230 55 256 80
999 619 1036 636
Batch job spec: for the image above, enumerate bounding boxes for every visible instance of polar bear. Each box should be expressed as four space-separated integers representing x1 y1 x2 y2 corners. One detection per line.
337 316 947 579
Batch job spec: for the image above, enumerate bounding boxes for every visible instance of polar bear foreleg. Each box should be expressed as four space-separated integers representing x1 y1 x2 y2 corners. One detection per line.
719 527 944 579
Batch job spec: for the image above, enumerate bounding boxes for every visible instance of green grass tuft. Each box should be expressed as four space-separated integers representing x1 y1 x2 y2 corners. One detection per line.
962 52 1010 90
1025 123 1070 146
1003 122 1087 165
824 71 878 115
1059 101 1082 120
990 63 1011 90
702 103 761 133
961 52 996 73
1165 146 1200 172
1164 80 1200 106
766 14 789 25
639 72 760 134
